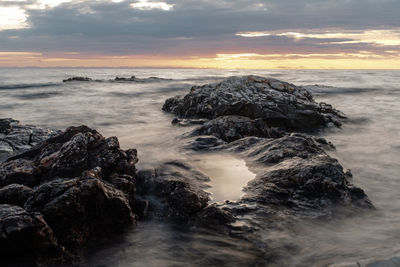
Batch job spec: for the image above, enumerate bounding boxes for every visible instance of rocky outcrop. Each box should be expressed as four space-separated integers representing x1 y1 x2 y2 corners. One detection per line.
0 204 68 266
0 124 138 265
0 118 59 162
221 134 372 211
163 76 345 132
63 77 92 82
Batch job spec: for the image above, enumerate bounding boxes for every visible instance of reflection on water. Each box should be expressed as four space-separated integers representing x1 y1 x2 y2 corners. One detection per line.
192 153 256 203
0 68 400 265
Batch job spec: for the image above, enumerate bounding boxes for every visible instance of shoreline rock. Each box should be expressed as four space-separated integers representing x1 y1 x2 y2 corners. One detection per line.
0 124 139 265
163 75 345 132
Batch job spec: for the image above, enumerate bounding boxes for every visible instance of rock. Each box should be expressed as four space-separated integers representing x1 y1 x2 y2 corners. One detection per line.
0 184 33 206
0 204 67 266
24 175 136 254
0 123 139 264
184 135 227 151
171 117 209 126
163 76 345 131
0 118 59 162
216 134 373 212
191 115 283 142
63 77 92 82
3 125 138 187
136 160 210 222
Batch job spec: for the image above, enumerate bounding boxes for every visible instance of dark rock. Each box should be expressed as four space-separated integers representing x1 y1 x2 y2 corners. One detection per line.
24 175 136 254
0 123 139 264
171 117 209 126
0 204 67 266
0 184 33 206
0 118 59 162
184 135 227 151
163 76 345 131
63 77 92 82
218 134 373 211
136 160 210 222
3 125 138 187
191 115 283 142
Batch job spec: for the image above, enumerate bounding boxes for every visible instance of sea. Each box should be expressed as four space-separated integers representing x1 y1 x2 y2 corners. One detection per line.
0 68 399 266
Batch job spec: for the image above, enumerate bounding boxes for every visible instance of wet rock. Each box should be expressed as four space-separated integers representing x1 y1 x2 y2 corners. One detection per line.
0 123 139 264
163 76 345 131
171 117 209 126
0 204 67 266
63 77 92 82
191 115 283 142
217 134 373 212
136 161 210 222
24 175 136 254
0 184 33 206
184 135 227 151
0 118 59 162
3 125 138 187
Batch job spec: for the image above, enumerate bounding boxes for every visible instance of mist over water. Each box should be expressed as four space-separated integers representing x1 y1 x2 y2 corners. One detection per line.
0 68 399 266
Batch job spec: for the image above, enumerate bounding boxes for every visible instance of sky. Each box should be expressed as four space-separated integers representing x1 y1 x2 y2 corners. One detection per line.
0 0 399 69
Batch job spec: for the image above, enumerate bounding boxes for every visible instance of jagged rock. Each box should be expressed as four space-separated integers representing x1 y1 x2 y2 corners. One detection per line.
3 125 138 187
63 77 92 82
0 204 67 266
191 115 283 142
0 184 33 206
24 175 136 254
136 161 210 222
0 118 59 162
0 123 139 264
216 134 373 211
163 76 345 131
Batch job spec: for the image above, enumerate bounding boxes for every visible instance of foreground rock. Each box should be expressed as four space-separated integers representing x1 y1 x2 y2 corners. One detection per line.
0 118 59 162
0 124 138 265
163 76 345 132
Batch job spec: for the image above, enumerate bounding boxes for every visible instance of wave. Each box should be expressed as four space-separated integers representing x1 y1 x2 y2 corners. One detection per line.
304 84 379 95
0 82 61 90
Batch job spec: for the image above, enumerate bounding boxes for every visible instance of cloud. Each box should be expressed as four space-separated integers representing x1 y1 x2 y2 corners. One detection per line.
0 0 399 67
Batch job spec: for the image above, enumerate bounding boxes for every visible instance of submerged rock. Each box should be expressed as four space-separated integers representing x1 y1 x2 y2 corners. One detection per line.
163 76 345 132
0 118 59 162
0 123 138 265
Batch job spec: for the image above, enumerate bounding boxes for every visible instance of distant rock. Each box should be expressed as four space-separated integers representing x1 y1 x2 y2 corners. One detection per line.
163 75 345 132
62 76 92 82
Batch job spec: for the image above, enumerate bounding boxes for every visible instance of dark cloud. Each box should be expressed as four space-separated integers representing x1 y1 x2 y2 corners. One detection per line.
0 0 399 56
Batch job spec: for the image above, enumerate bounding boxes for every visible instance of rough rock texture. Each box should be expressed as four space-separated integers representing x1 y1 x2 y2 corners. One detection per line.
0 124 138 265
163 76 345 131
136 161 210 222
191 115 283 142
0 118 59 162
0 184 33 206
220 134 373 211
0 204 67 266
25 175 136 254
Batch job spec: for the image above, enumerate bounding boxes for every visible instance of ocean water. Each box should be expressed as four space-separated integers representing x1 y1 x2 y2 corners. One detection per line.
0 68 399 266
